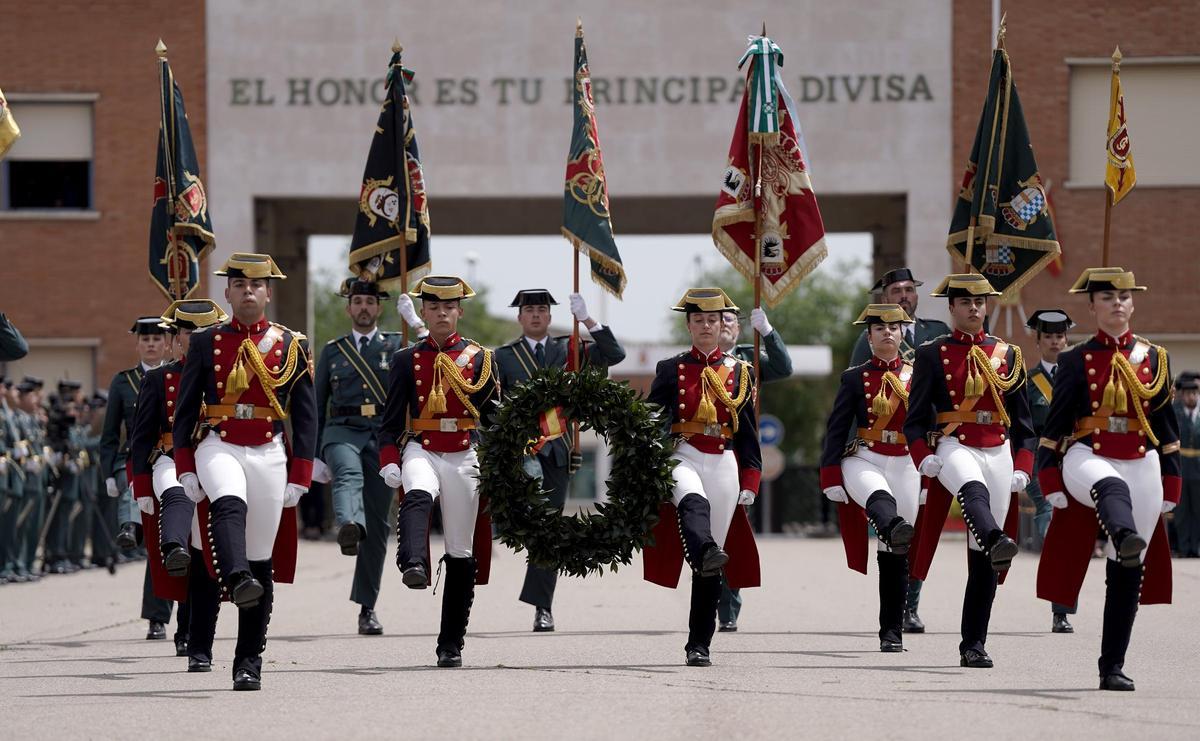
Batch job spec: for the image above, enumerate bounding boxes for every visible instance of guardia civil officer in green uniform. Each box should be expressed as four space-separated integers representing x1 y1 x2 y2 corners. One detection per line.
1023 309 1079 632
12 378 48 582
99 317 175 640
44 379 85 574
490 289 626 631
714 304 791 632
850 267 950 634
1173 374 1200 557
313 278 405 636
0 377 24 583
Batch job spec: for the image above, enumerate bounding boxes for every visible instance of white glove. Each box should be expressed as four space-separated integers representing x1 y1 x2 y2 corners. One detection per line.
738 489 756 506
1010 470 1030 493
105 477 120 498
750 307 773 336
823 486 849 503
919 486 928 505
918 455 943 478
569 293 589 322
283 483 307 507
312 458 332 484
136 496 155 515
1047 492 1069 509
1163 500 1177 514
180 473 204 503
395 294 426 330
380 463 403 489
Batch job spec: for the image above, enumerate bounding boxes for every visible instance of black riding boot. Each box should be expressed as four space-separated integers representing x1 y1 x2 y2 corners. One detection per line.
185 547 220 672
865 490 914 552
1099 559 1142 690
1091 477 1146 567
957 481 1017 570
159 487 194 577
676 494 727 576
685 572 723 666
959 548 998 666
396 490 434 588
232 559 274 690
207 497 262 607
436 556 477 667
877 551 908 651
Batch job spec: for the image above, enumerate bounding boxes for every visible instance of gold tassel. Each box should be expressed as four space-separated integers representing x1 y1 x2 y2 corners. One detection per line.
1114 378 1128 415
1102 374 1116 410
227 359 249 398
872 388 889 416
695 387 718 425
428 360 448 414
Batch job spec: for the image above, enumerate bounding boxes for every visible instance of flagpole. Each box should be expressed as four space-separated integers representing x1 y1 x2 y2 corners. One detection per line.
394 38 410 343
751 23 766 415
571 20 584 458
1101 46 1121 268
967 14 1006 274
156 39 184 301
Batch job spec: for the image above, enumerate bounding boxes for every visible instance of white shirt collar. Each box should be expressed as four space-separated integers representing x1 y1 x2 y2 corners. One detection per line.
352 328 379 345
140 361 161 373
523 335 548 352
1040 360 1057 375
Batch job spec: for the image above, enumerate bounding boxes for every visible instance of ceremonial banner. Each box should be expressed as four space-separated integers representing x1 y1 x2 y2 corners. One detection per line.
947 48 1059 299
1105 55 1136 205
148 46 215 300
713 35 826 309
562 23 626 299
0 87 20 160
349 47 431 292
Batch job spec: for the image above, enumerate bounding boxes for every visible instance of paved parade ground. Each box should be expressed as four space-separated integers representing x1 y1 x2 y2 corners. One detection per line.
2 536 1198 739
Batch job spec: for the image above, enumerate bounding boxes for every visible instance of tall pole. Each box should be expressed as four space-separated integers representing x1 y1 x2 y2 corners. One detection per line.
394 39 410 343
1101 46 1121 268
752 22 766 416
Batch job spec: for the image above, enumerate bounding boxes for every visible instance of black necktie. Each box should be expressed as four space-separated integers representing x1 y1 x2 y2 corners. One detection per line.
1050 365 1056 380
905 329 914 347
359 335 369 353
534 342 545 367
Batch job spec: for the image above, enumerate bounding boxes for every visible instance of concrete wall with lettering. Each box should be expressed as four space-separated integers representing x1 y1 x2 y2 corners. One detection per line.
207 0 951 288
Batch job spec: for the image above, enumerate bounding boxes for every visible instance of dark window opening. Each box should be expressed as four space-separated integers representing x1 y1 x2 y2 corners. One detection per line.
6 160 91 209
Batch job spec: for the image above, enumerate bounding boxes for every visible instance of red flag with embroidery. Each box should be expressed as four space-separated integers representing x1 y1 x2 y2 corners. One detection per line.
713 35 826 308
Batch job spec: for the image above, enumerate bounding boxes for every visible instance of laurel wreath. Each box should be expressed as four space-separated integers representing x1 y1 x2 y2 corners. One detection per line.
478 365 676 578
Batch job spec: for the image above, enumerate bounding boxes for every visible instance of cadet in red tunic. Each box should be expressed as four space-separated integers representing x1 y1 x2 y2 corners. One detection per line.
643 288 760 668
128 299 227 668
173 253 317 691
820 304 919 652
904 274 1034 669
1036 267 1181 691
378 276 500 669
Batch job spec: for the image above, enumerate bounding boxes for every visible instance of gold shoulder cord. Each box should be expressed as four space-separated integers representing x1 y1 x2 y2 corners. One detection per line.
1106 344 1169 445
964 343 1024 427
428 345 495 418
694 363 751 432
226 336 303 419
871 371 911 416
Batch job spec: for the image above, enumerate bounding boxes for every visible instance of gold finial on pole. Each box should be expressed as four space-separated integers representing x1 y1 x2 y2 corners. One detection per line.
1112 45 1123 71
996 12 1007 49
392 38 403 54
155 39 168 58
576 18 583 37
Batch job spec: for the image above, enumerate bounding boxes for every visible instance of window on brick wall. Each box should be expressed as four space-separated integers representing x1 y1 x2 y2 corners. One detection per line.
1068 61 1200 188
0 100 94 210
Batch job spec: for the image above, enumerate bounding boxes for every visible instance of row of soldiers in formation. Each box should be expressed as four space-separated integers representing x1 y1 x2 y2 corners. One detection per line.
8 255 1195 693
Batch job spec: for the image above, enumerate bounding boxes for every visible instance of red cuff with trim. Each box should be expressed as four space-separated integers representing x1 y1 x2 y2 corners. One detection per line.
1038 467 1064 498
288 458 313 488
819 465 843 490
380 444 400 468
1013 448 1034 477
132 473 153 501
909 438 933 469
1163 475 1182 505
174 446 196 477
739 468 761 494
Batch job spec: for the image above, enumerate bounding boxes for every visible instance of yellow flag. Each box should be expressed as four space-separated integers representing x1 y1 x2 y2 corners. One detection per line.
1104 64 1135 204
0 87 20 160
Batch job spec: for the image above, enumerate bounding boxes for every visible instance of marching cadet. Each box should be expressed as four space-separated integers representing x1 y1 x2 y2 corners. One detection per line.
904 274 1033 669
642 288 761 668
379 276 500 668
128 299 228 663
821 305 919 653
1173 374 1200 557
100 318 175 639
851 267 950 634
714 304 790 632
1023 310 1080 632
1036 267 1181 691
173 253 317 691
493 288 625 633
313 278 404 636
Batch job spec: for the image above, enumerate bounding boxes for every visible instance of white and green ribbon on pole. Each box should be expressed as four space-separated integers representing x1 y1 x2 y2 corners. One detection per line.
738 35 784 143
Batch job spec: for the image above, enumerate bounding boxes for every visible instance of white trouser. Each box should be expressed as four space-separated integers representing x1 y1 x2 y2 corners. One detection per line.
842 448 920 552
195 431 288 561
1063 444 1162 563
669 442 739 548
935 438 1013 551
401 441 480 558
152 454 202 544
